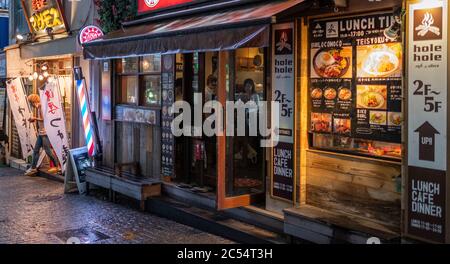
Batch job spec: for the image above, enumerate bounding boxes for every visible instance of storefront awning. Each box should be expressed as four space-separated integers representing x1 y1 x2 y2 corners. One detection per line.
83 0 307 59
21 36 81 60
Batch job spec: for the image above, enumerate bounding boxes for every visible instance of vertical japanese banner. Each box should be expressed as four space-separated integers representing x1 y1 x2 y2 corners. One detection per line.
40 77 70 172
407 0 448 243
271 23 295 202
6 78 38 158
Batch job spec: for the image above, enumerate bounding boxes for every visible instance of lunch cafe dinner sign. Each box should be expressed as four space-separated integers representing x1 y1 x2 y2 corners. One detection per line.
21 0 68 39
407 0 448 243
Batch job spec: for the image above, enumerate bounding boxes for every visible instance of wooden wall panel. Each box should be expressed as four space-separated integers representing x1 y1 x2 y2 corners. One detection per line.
114 121 161 179
100 121 113 168
306 150 401 227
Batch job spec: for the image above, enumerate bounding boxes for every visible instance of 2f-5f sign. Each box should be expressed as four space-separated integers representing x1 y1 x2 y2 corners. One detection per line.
407 0 448 244
408 1 447 171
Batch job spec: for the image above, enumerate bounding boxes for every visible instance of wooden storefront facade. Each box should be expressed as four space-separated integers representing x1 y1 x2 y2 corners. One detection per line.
83 0 450 243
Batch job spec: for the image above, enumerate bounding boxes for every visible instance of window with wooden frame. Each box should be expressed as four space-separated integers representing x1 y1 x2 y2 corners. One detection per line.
115 55 162 107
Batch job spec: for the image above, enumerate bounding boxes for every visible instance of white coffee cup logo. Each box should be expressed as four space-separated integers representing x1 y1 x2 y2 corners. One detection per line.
145 0 160 8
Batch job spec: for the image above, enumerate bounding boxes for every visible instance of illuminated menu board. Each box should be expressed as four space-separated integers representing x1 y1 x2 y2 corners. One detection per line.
309 12 403 144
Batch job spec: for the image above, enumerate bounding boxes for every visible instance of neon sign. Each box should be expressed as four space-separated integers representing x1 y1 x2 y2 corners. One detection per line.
79 25 104 44
29 7 63 32
21 0 68 39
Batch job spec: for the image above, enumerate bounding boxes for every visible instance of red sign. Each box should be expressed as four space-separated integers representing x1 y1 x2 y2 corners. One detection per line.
138 0 195 14
79 25 104 44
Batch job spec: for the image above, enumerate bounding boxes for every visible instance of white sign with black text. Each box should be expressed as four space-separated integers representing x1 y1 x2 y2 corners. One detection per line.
6 78 38 158
408 0 448 243
272 23 295 144
272 23 295 202
40 77 70 172
408 0 447 171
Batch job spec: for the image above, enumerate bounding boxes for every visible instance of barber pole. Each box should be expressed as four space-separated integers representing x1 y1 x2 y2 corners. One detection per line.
76 80 95 157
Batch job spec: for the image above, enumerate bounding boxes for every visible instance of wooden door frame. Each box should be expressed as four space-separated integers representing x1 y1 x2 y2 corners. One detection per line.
216 51 253 210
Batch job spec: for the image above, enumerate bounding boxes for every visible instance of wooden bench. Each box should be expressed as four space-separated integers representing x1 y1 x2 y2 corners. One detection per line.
85 165 161 211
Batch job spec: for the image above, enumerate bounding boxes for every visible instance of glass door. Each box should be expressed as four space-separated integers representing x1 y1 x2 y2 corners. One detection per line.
217 49 266 210
174 53 217 192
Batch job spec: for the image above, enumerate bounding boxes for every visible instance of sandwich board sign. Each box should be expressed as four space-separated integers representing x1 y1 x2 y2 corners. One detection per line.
64 147 92 194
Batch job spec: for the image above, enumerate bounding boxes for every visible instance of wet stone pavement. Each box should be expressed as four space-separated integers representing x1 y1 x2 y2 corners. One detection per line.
0 167 233 244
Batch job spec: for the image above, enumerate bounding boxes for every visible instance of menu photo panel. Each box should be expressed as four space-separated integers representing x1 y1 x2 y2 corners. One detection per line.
309 11 403 159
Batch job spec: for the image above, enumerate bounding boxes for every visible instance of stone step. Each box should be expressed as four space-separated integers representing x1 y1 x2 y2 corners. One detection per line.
147 196 289 244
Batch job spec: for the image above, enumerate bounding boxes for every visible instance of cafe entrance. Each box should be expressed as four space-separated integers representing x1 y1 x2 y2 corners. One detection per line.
174 52 218 192
173 48 267 210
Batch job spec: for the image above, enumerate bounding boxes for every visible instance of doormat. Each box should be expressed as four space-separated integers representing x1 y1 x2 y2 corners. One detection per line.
50 227 110 244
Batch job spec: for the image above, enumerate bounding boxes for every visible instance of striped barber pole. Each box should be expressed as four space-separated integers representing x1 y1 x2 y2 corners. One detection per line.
76 79 95 156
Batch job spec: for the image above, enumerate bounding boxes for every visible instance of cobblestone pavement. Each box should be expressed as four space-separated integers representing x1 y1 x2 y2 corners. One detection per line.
0 167 233 244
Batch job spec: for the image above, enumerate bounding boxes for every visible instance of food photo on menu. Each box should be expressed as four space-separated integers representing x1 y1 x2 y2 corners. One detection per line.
323 87 337 100
357 85 387 110
357 43 402 78
369 111 387 126
333 118 351 135
311 87 323 100
311 112 332 133
388 112 403 127
311 47 353 78
338 87 352 101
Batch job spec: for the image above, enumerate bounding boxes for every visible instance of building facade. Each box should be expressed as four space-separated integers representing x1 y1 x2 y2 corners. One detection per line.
4 0 449 244
5 0 100 169
82 0 419 244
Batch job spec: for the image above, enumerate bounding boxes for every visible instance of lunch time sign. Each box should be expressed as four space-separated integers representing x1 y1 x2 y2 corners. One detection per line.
407 0 448 243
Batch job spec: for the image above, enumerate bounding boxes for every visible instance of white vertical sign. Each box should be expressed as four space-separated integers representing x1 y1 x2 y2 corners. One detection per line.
271 23 295 201
40 77 70 172
272 22 295 144
6 78 38 158
408 0 448 243
408 0 447 171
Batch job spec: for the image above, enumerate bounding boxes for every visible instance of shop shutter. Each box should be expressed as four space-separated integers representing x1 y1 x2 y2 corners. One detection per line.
10 118 22 159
